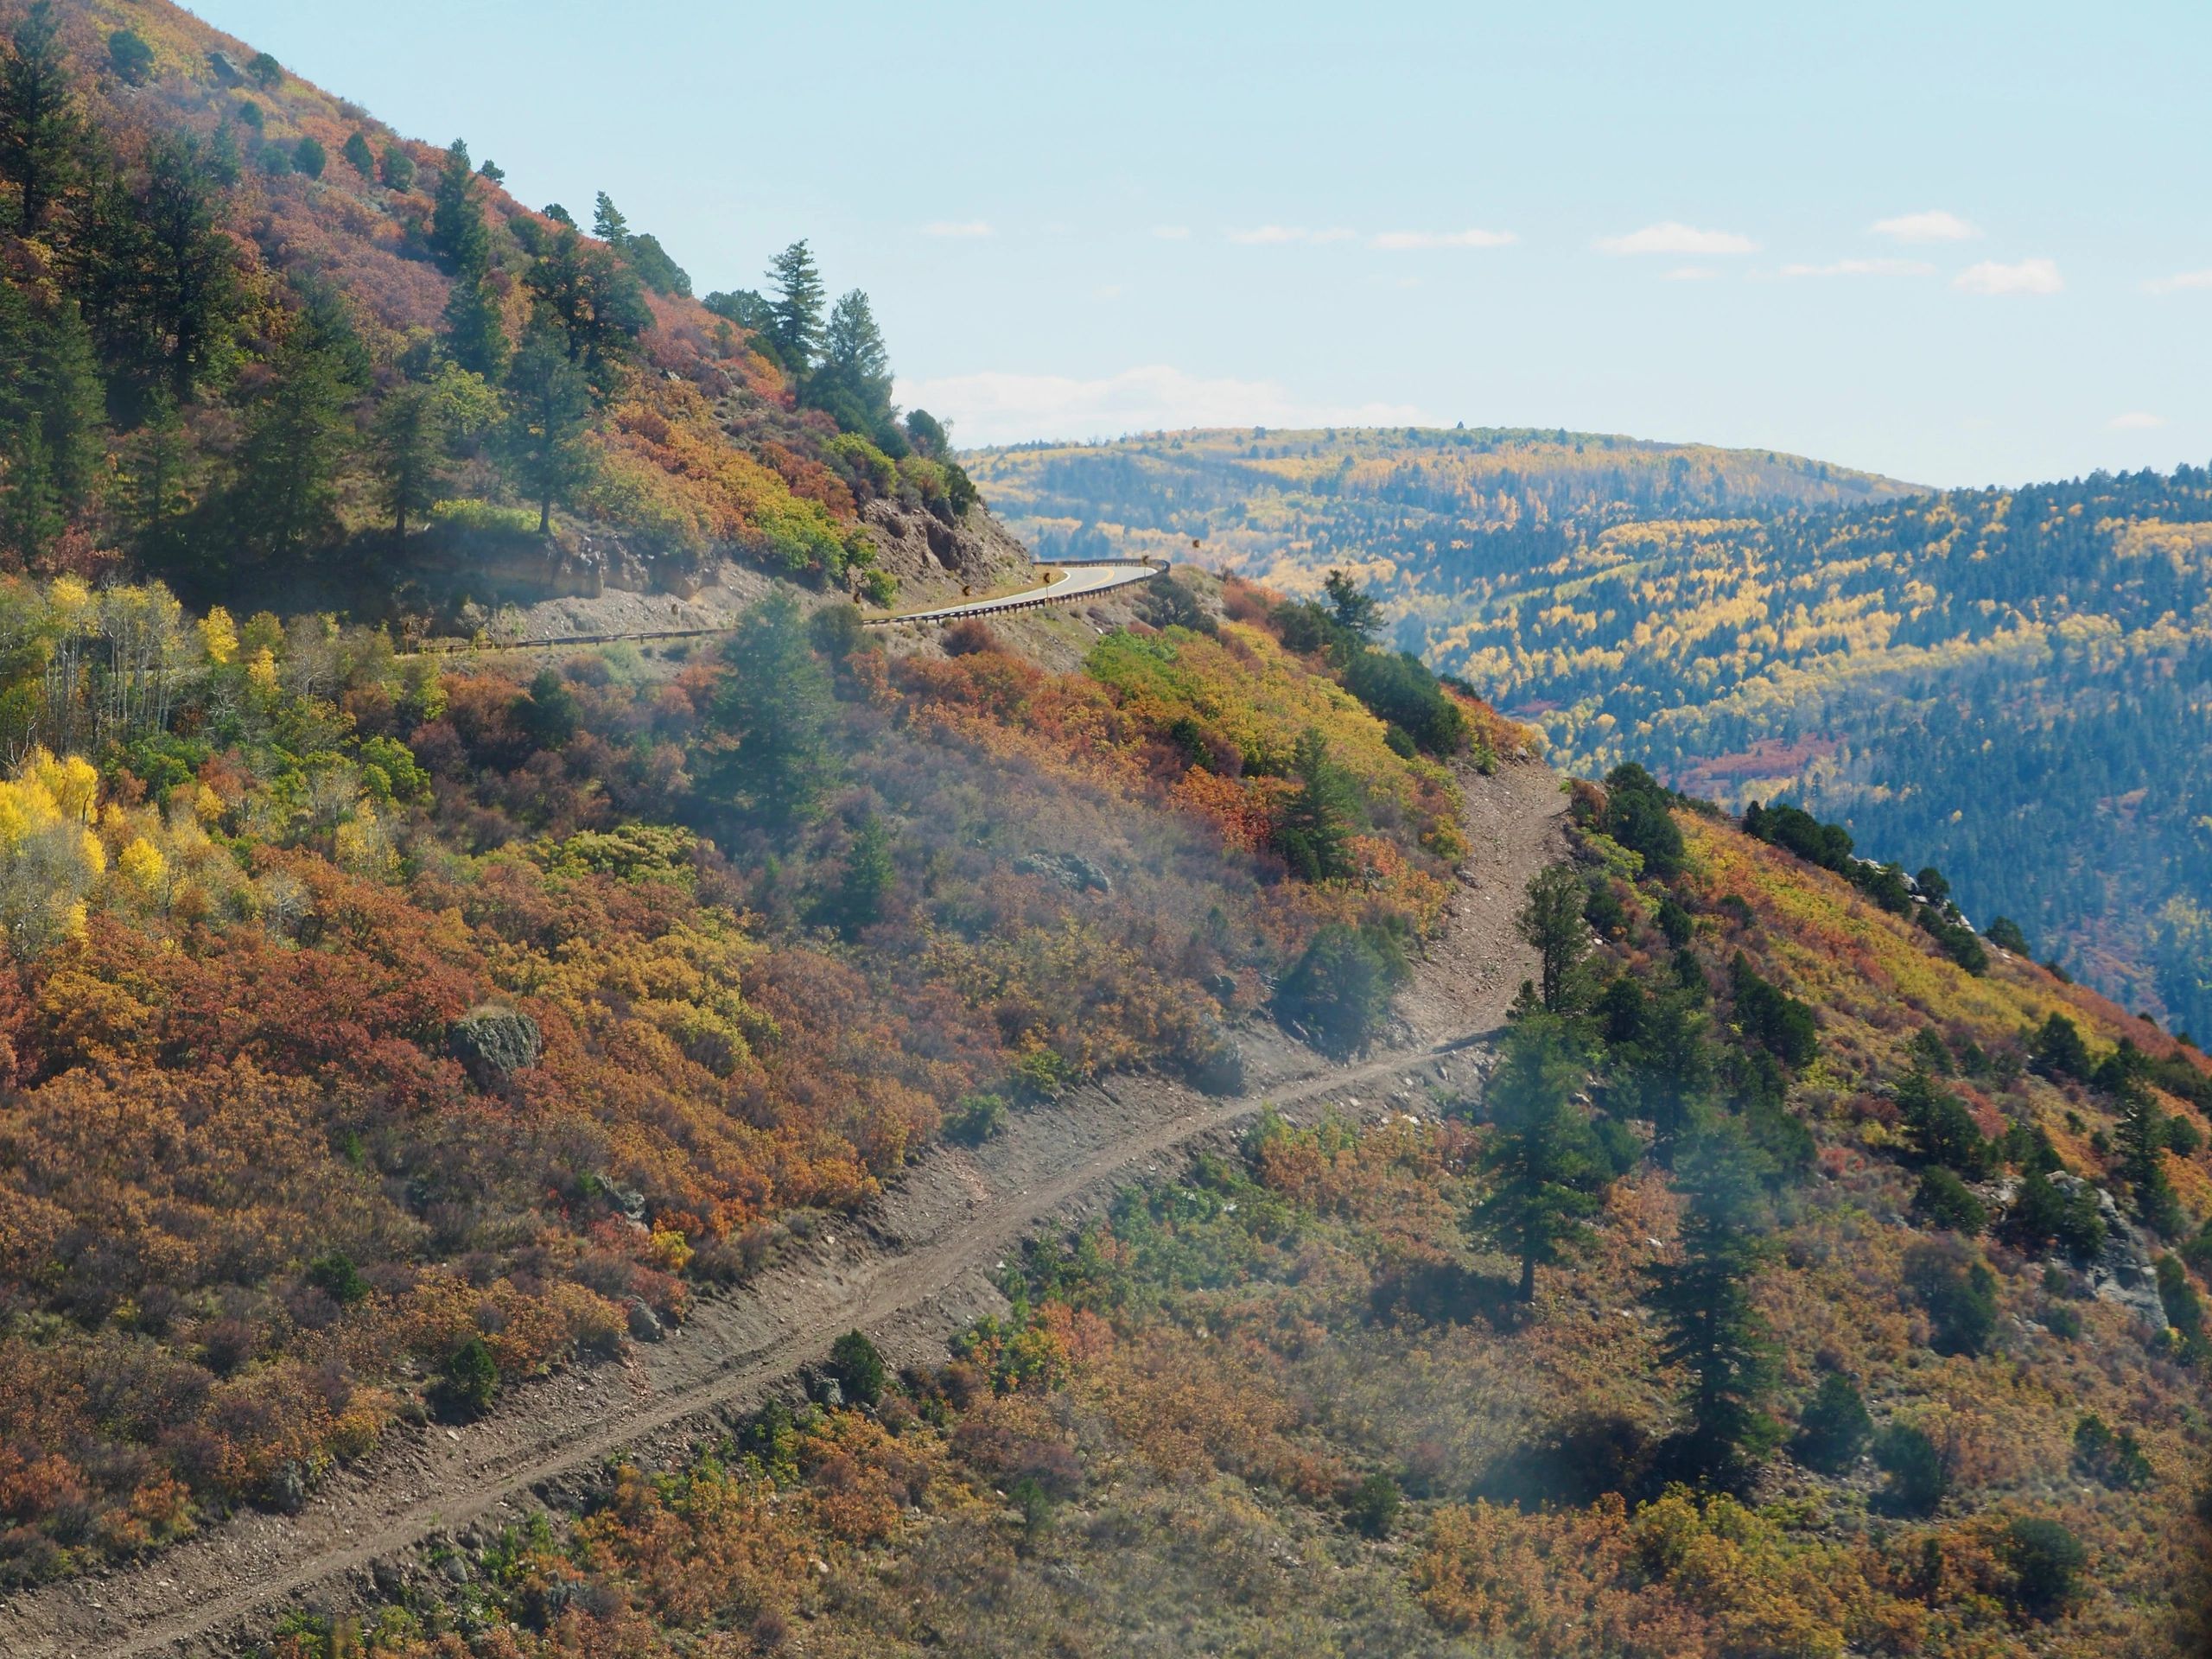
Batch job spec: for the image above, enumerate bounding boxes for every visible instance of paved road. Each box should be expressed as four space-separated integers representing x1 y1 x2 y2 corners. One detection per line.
867 559 1160 626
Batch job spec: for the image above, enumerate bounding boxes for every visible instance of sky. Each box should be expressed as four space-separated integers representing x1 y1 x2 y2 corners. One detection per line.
193 0 2212 487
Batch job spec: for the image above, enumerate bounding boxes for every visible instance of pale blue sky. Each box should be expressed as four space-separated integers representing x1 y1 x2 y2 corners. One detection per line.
195 0 2210 486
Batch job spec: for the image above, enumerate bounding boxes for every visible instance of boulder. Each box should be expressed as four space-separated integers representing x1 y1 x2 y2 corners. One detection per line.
1014 850 1114 895
626 1300 665 1343
450 1004 542 1084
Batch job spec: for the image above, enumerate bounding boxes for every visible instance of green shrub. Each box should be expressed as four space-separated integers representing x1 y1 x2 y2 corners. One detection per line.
306 1252 368 1306
1345 1471 1400 1538
1904 1240 1999 1356
1790 1372 1872 1473
829 1330 887 1408
439 1336 499 1416
1912 1167 1987 1233
1275 923 1401 1058
2000 1515 2085 1621
946 1092 1007 1147
1875 1421 1947 1515
2072 1413 2152 1489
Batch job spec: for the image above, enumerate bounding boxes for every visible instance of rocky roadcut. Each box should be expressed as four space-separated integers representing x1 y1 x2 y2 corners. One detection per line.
0 760 1564 1657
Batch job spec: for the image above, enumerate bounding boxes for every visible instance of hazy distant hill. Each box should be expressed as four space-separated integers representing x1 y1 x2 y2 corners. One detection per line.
970 430 2212 1034
967 425 1918 594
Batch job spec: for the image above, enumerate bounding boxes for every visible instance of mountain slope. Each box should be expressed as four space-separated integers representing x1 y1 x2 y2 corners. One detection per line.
970 429 2212 1036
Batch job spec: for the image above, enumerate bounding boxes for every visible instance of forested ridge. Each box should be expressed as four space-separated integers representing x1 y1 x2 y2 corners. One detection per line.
970 430 2212 1038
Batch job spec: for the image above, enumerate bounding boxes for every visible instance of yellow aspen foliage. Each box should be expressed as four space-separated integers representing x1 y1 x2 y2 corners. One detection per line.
246 647 280 691
0 749 106 957
118 836 168 896
200 606 239 665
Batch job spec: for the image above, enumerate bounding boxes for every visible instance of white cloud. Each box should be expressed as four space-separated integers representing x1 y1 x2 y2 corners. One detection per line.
2108 410 2166 429
1150 225 1192 240
1659 265 1722 282
1872 209 1980 243
1777 257 1935 277
1370 227 1517 250
1952 257 2063 296
1227 225 1355 245
1595 222 1758 257
921 219 994 238
2143 267 2212 295
893 365 1421 448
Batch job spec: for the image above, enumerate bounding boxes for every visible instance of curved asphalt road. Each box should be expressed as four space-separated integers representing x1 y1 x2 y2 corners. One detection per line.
867 559 1161 626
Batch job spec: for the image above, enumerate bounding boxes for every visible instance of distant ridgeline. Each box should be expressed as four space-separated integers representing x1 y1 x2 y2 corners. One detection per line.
969 430 2212 1039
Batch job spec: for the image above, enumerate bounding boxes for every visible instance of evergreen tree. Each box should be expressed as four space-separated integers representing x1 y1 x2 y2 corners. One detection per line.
226 289 365 568
0 2 86 235
1274 727 1357 881
1643 1121 1778 1484
442 255 508 381
1609 982 1718 1158
378 142 414 191
122 386 192 564
522 226 649 389
293 136 326 180
1466 1013 1607 1300
765 239 825 372
372 384 448 539
592 191 629 247
0 280 106 562
1323 568 1383 639
0 419 62 563
702 592 837 830
342 130 375 176
2117 1081 2184 1236
429 139 484 270
1516 863 1588 1014
823 811 893 938
501 322 593 535
86 134 243 404
246 52 283 90
809 288 894 433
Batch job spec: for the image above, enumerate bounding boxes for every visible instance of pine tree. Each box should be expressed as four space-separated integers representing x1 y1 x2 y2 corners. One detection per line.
522 226 648 389
0 285 105 510
429 139 484 271
2117 1081 2184 1236
810 288 893 431
1275 727 1357 881
501 322 592 534
1466 1013 1606 1300
702 592 837 830
123 387 193 565
1516 863 1588 1013
378 143 414 191
1643 1121 1779 1484
442 256 508 381
592 191 629 248
0 2 86 234
226 288 366 567
372 384 448 539
342 131 375 176
765 239 825 372
0 418 62 563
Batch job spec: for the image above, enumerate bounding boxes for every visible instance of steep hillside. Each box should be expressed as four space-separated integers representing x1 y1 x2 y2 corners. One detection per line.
969 430 2212 1039
0 0 994 624
211 766 2212 1659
